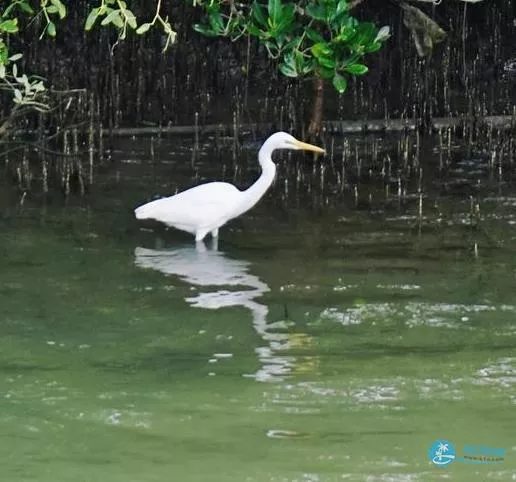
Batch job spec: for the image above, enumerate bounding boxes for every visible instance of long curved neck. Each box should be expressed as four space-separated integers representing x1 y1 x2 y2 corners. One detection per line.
236 141 277 216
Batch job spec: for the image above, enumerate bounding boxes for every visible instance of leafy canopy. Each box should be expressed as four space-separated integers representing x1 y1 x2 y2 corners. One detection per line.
193 0 390 93
0 0 389 111
0 1 176 109
0 0 176 66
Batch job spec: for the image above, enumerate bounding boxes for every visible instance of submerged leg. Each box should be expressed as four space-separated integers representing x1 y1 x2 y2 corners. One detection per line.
210 228 219 251
195 240 207 253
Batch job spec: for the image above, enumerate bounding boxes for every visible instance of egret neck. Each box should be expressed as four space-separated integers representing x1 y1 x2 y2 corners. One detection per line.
236 141 277 216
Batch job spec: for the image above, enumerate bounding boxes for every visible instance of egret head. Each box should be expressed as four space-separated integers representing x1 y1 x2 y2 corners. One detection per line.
264 132 326 154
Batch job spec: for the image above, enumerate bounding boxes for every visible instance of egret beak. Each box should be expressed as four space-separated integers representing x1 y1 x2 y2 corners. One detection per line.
293 139 326 154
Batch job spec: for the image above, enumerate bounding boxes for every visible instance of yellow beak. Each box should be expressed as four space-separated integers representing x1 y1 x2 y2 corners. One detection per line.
293 139 326 154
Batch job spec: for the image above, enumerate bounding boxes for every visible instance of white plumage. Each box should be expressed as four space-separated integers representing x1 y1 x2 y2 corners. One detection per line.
134 132 325 242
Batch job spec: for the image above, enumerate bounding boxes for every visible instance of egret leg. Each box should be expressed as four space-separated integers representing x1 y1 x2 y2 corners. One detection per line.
211 236 218 252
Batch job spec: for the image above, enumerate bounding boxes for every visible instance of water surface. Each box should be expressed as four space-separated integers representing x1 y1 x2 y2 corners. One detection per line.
1 135 515 481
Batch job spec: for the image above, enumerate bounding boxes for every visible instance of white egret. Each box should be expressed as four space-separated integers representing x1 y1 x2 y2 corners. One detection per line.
134 132 325 242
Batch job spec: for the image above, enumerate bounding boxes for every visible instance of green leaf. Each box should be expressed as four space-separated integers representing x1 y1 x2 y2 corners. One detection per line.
330 0 349 25
336 0 348 16
294 49 309 73
318 56 335 69
311 42 332 59
301 57 316 75
208 9 224 34
247 24 262 37
50 0 67 19
365 41 382 53
46 5 59 14
4 0 33 17
335 25 354 43
319 68 334 79
279 61 298 77
252 1 267 27
47 21 56 37
124 9 137 29
268 0 282 26
277 3 295 32
306 4 326 21
332 73 347 93
101 10 123 27
99 6 113 17
111 11 124 28
19 2 35 14
193 23 216 37
85 8 99 31
346 16 358 29
345 63 368 75
306 29 325 44
0 42 8 65
8 53 22 62
101 10 123 28
0 19 18 33
136 22 152 35
355 22 376 45
281 3 295 22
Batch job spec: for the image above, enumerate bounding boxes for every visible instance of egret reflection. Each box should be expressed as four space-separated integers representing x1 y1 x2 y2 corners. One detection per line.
134 241 297 381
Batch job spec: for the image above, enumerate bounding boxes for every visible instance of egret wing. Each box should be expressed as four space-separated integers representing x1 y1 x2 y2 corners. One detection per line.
135 182 241 231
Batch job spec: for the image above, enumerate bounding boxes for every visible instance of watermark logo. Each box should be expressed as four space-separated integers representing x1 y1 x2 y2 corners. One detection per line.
428 440 456 466
428 440 505 467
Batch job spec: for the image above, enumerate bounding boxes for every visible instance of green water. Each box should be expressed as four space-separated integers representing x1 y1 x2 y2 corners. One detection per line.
1 136 515 481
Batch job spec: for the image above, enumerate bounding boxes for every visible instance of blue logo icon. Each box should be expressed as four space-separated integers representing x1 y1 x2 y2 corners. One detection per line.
428 440 456 466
